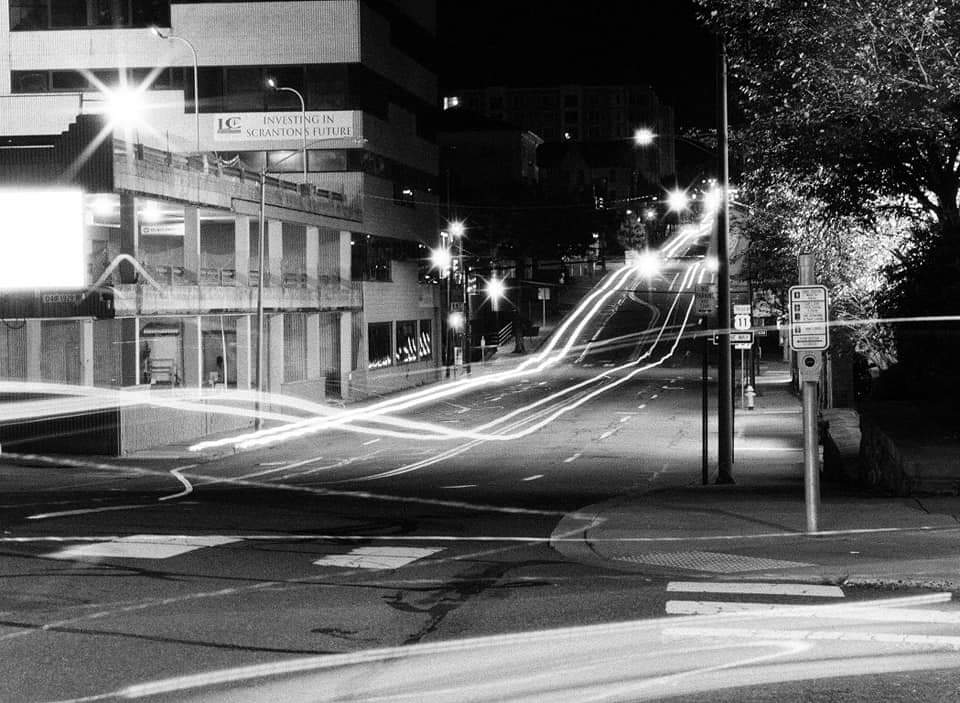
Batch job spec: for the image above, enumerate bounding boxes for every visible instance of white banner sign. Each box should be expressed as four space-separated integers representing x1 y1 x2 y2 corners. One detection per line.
141 223 185 236
213 112 354 142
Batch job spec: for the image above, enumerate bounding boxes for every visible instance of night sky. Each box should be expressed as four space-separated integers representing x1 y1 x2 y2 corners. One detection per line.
437 1 718 128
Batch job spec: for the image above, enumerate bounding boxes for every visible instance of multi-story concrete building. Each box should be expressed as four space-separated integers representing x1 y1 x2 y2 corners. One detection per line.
0 0 441 453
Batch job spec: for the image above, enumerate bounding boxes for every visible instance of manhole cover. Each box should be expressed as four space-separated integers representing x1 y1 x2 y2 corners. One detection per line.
610 551 812 573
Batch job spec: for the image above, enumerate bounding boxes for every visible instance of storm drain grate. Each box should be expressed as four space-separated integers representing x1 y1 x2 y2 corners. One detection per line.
610 551 813 573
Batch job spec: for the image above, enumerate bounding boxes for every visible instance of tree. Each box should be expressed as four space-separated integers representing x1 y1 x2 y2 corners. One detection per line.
737 172 906 369
695 0 960 237
697 0 960 393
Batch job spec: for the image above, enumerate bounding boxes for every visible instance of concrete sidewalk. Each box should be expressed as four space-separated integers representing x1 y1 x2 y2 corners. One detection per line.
552 361 960 590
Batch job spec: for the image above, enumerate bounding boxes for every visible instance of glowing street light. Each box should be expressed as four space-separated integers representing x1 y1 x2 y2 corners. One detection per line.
447 311 464 330
485 276 506 311
430 246 452 273
266 78 308 181
666 188 690 213
635 249 661 279
633 127 656 146
100 85 145 130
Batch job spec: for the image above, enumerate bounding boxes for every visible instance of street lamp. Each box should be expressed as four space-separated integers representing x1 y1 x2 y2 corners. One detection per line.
666 188 691 213
150 27 199 154
266 78 308 182
634 49 735 484
633 127 656 146
449 220 470 373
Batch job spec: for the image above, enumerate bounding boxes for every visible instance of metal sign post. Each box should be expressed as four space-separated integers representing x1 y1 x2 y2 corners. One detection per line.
790 255 829 534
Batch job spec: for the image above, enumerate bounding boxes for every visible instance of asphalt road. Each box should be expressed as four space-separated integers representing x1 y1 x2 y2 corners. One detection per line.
3 230 959 701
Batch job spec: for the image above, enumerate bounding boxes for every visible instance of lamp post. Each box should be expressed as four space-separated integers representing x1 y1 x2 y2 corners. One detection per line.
715 37 734 484
634 41 735 484
150 27 199 154
266 78 308 182
449 220 469 373
436 230 453 376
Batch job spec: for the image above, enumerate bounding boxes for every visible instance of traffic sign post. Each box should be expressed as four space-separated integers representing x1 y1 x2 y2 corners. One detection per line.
792 258 828 533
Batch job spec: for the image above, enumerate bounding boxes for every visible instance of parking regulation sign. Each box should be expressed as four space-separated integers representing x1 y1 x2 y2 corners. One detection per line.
788 285 830 351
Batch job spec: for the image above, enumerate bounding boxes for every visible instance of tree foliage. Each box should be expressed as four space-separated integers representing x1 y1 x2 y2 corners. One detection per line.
695 0 960 235
737 171 907 367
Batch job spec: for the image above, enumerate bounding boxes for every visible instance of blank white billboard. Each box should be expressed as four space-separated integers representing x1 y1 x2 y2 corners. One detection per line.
0 188 85 290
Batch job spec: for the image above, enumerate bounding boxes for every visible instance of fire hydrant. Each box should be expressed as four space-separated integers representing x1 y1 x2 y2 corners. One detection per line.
745 385 756 410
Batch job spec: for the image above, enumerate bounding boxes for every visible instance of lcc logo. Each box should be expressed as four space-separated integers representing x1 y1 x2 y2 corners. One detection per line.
216 116 242 134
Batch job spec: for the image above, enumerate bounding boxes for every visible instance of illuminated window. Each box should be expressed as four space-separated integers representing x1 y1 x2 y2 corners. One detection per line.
368 322 393 368
395 320 418 364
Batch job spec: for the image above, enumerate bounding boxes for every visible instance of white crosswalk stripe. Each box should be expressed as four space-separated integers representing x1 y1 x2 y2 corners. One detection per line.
48 535 240 560
665 580 845 616
313 546 443 570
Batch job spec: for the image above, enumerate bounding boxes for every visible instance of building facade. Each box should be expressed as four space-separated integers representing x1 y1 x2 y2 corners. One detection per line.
0 0 441 453
445 83 676 183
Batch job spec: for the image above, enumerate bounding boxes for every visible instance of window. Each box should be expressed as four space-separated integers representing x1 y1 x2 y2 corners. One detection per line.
225 67 266 112
352 235 391 282
284 313 308 382
489 96 504 110
368 322 392 368
396 320 418 364
419 319 433 361
10 0 45 29
10 0 168 29
563 95 578 108
564 110 578 123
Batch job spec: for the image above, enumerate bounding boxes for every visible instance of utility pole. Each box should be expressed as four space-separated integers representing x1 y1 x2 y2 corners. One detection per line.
798 254 823 533
255 170 266 431
716 35 735 484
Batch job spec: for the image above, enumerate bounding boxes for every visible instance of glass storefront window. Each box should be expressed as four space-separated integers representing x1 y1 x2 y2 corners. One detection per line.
396 320 417 364
368 322 392 369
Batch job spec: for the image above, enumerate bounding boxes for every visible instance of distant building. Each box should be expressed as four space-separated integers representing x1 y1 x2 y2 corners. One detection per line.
0 0 441 453
438 109 542 204
445 83 676 183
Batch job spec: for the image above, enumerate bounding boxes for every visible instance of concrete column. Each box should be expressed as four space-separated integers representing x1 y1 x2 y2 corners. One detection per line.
268 313 284 393
306 226 319 287
184 205 201 284
268 220 283 287
25 320 42 381
234 215 250 287
119 193 138 284
120 318 139 386
339 312 352 400
80 319 94 386
306 313 321 381
182 315 203 389
235 315 252 390
338 230 352 280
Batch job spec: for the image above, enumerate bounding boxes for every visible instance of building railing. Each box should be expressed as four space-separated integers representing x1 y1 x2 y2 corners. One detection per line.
113 140 362 219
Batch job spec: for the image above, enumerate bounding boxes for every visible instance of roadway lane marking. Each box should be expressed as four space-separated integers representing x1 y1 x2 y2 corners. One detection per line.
523 474 544 481
619 416 632 423
48 535 239 561
650 393 659 399
638 404 647 409
27 504 158 520
442 484 477 489
362 438 381 445
563 452 582 463
599 430 616 439
314 546 443 570
667 582 844 598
